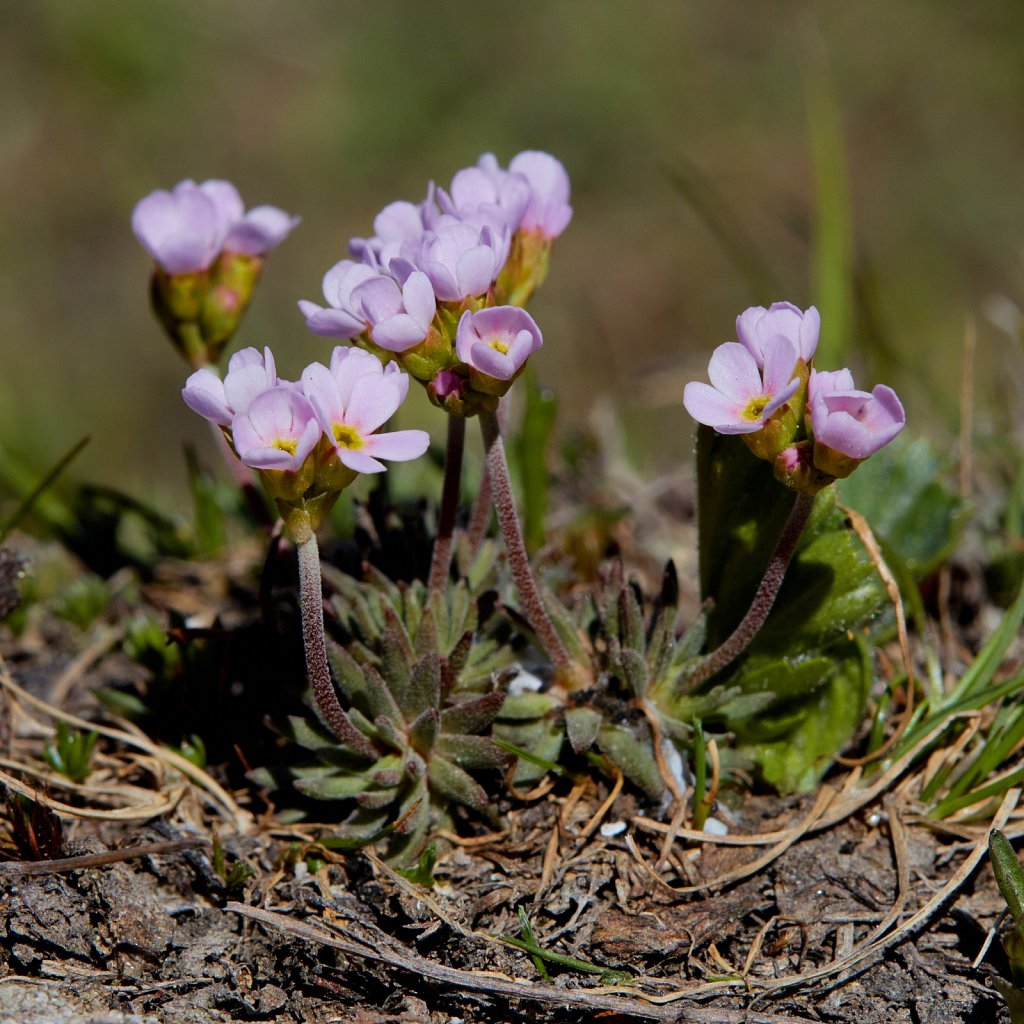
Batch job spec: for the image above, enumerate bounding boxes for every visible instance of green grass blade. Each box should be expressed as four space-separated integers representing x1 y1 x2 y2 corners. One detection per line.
803 38 853 368
0 436 90 543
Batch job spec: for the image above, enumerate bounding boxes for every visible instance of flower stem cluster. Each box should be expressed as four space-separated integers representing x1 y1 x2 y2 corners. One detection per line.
683 302 906 495
133 179 299 367
182 345 428 541
298 150 571 416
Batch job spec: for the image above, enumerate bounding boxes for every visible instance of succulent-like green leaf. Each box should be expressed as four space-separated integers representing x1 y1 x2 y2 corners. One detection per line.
566 706 603 754
407 707 439 756
428 755 490 812
615 646 650 698
407 654 442 721
440 690 506 735
498 693 561 720
596 722 664 799
436 734 510 771
355 664 404 724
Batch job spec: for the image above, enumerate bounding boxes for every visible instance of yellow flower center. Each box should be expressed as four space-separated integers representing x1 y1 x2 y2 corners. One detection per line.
742 395 770 422
333 424 364 450
488 339 510 355
273 438 298 455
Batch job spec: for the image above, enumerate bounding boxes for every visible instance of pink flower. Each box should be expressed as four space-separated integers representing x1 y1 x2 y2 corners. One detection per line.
301 348 429 474
231 385 322 473
683 337 801 434
508 151 573 239
736 302 819 369
182 346 277 425
133 179 297 275
809 369 905 460
455 306 543 381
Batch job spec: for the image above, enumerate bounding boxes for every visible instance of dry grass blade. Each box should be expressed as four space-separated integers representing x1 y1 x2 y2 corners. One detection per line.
0 765 180 822
836 504 915 766
758 786 1018 994
226 902 818 1023
0 654 253 832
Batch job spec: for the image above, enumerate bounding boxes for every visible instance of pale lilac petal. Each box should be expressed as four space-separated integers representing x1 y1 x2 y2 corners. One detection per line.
421 262 460 301
224 206 300 255
373 200 425 244
683 381 761 435
323 260 376 305
383 361 410 404
508 151 572 237
299 303 365 338
809 367 855 398
331 348 385 408
736 302 818 366
455 245 497 297
337 449 387 474
761 376 800 418
372 314 430 351
182 368 231 425
235 446 298 471
467 342 516 380
813 384 906 459
301 362 344 426
352 275 403 321
401 271 436 327
798 306 821 362
361 429 431 462
224 364 275 416
760 335 799 396
227 346 275 376
706 343 762 401
132 187 219 273
197 180 244 240
343 374 403 434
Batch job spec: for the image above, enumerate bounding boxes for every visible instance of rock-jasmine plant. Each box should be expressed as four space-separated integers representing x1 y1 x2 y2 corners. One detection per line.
182 346 429 747
508 302 909 800
682 301 906 688
299 151 575 682
133 179 299 368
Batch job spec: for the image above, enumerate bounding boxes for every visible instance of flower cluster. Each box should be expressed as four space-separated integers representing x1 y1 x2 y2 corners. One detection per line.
133 180 299 367
183 346 428 539
684 302 905 492
299 151 571 416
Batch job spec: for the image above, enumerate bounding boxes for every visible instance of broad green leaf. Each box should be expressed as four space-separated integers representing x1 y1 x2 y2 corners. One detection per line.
837 435 966 578
735 639 871 792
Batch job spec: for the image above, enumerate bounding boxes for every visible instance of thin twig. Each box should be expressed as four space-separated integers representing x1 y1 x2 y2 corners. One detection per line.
226 902 818 1022
0 838 209 877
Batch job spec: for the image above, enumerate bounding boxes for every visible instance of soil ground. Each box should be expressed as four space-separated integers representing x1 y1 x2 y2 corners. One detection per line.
0 527 1018 1024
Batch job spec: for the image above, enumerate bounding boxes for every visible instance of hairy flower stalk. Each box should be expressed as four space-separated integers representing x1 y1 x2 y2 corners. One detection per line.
427 414 466 595
296 531 373 753
687 490 815 689
479 409 571 675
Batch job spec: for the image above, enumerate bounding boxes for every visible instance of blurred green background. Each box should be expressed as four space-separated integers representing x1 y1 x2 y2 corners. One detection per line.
2 1 1024 513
